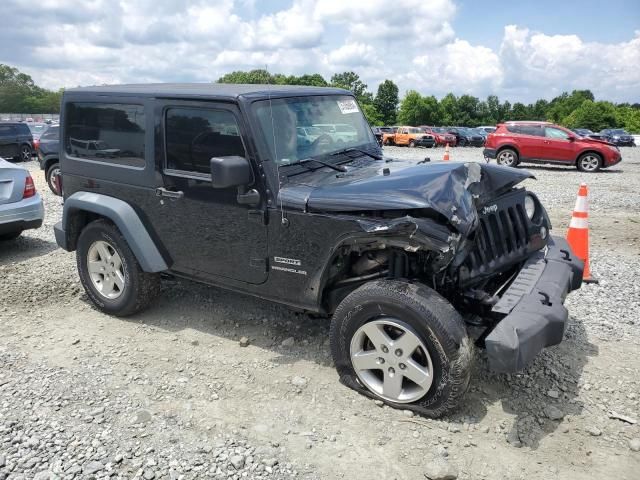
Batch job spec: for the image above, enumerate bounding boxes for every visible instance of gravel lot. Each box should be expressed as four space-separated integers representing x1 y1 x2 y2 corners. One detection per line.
1 147 639 480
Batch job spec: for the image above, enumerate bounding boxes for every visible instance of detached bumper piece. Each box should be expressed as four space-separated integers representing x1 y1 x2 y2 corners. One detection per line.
485 236 584 372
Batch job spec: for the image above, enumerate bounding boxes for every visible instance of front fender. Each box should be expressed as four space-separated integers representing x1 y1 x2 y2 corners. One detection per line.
58 192 168 272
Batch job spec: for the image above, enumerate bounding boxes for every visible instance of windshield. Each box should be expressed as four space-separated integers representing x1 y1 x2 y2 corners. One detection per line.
253 95 376 165
611 129 627 135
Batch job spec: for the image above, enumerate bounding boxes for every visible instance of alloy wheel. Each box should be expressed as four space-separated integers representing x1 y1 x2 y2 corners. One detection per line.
87 240 125 299
350 318 434 403
498 150 516 166
21 145 31 161
580 155 600 172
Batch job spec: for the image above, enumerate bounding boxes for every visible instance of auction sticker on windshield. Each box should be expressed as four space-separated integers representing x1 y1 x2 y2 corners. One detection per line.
337 99 359 114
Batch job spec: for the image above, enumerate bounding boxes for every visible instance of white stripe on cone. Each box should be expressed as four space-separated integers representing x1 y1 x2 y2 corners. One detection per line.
569 217 589 229
574 196 588 212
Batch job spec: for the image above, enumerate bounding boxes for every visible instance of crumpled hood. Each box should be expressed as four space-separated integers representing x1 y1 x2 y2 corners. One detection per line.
279 159 533 235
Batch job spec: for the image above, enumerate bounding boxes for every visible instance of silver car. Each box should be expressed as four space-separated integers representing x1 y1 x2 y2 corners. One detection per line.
0 157 44 240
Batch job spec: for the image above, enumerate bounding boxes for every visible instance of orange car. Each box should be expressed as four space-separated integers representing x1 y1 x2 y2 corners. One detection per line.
382 126 435 148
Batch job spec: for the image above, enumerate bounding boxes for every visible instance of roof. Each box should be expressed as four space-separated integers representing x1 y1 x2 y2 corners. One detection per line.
502 121 553 125
64 83 351 101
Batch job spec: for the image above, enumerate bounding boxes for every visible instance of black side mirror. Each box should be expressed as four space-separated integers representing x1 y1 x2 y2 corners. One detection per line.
210 156 252 189
567 136 575 142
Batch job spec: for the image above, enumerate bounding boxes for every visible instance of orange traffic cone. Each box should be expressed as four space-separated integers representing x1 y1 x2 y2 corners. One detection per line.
443 143 450 161
566 183 598 283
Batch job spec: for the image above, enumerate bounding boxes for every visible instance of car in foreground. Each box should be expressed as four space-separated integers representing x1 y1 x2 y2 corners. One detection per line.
37 124 61 195
599 129 636 147
54 84 583 417
0 157 44 240
484 121 621 172
0 122 33 162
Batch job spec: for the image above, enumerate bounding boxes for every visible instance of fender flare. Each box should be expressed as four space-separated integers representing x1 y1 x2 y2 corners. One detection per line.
61 192 168 272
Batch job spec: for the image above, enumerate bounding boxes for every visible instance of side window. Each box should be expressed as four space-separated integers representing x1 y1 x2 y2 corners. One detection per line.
0 125 13 136
165 107 246 175
64 103 145 168
545 127 569 139
41 126 59 140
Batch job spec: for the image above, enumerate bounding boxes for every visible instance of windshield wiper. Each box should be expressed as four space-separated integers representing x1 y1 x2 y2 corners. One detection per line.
331 147 383 160
298 157 347 172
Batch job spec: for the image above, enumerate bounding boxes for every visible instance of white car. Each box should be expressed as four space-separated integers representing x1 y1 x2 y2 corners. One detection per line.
313 123 358 144
69 138 121 158
0 157 44 240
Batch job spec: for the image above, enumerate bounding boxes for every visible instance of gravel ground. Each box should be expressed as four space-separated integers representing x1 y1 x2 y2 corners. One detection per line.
1 147 639 480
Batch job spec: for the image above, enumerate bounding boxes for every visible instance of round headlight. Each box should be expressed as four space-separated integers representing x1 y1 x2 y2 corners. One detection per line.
524 195 536 219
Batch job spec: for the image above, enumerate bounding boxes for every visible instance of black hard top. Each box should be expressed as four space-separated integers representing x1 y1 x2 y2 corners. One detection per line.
64 83 352 101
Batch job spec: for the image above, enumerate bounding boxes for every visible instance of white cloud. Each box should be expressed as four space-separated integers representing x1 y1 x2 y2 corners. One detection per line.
1 0 638 103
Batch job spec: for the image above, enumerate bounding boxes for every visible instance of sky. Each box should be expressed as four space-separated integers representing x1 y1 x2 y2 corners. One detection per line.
0 0 638 104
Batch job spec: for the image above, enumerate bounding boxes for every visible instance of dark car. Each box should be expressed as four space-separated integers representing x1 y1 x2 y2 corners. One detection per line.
484 121 621 172
28 122 49 154
447 127 485 147
37 125 61 194
0 122 33 162
599 129 635 146
54 83 583 417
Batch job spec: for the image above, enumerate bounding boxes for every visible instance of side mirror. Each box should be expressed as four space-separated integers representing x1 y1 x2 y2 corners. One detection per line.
210 156 252 189
567 136 575 142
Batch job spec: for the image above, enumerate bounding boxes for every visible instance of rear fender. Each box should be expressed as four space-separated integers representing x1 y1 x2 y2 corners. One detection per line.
60 192 168 272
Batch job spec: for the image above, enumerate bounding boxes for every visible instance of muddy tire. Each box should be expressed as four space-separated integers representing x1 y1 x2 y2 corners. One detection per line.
497 148 519 167
76 219 160 316
330 280 472 418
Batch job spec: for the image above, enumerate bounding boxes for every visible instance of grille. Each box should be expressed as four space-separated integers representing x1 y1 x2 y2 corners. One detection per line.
462 196 532 284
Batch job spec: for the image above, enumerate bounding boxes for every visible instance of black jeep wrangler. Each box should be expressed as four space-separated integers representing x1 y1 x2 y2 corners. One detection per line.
54 84 583 417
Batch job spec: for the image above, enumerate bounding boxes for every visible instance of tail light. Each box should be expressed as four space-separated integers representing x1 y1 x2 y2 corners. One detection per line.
23 174 36 199
33 139 40 151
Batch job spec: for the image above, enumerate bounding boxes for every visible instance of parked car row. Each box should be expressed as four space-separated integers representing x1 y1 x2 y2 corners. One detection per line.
570 128 636 147
374 125 490 148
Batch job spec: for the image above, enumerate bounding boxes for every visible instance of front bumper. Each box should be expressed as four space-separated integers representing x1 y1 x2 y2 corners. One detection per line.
485 236 584 372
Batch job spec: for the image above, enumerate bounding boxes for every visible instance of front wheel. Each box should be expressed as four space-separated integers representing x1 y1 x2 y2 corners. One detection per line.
576 153 602 172
77 219 160 316
330 280 472 417
408 140 416 148
497 148 518 167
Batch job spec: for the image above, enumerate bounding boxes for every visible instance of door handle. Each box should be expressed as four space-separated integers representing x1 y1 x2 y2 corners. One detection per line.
156 187 184 199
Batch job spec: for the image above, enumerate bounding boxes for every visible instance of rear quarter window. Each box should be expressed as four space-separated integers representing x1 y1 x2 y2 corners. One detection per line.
64 103 146 168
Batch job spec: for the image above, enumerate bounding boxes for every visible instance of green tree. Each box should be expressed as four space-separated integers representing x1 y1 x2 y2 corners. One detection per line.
563 100 618 131
361 103 383 125
330 71 368 101
0 64 61 113
374 80 399 125
397 90 424 125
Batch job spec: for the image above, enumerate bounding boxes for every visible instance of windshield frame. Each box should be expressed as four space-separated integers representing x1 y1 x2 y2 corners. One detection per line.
250 93 378 169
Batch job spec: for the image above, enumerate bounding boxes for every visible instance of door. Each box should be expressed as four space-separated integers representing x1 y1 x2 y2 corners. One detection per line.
148 103 268 284
0 125 18 158
542 126 575 163
511 125 544 159
396 128 409 145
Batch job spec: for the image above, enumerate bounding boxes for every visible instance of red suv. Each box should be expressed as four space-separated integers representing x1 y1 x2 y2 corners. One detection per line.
483 121 622 172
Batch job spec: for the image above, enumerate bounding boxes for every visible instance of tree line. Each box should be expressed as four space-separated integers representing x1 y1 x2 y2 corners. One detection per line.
2 64 638 133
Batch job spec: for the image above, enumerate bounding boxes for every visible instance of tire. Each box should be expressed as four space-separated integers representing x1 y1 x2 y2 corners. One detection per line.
330 280 472 418
496 148 518 167
46 162 61 195
576 152 602 172
458 138 466 147
0 231 21 241
408 140 416 148
15 144 32 162
76 219 160 316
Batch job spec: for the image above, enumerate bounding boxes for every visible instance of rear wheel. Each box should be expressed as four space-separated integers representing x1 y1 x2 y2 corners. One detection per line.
408 140 416 148
15 144 32 162
497 148 518 167
46 162 61 195
330 280 472 417
576 153 602 172
77 219 160 316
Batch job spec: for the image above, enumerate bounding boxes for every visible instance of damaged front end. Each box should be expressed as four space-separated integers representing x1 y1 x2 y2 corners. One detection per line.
280 160 583 372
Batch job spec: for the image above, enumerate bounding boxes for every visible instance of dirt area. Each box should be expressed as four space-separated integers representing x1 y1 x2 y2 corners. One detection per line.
1 147 639 480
